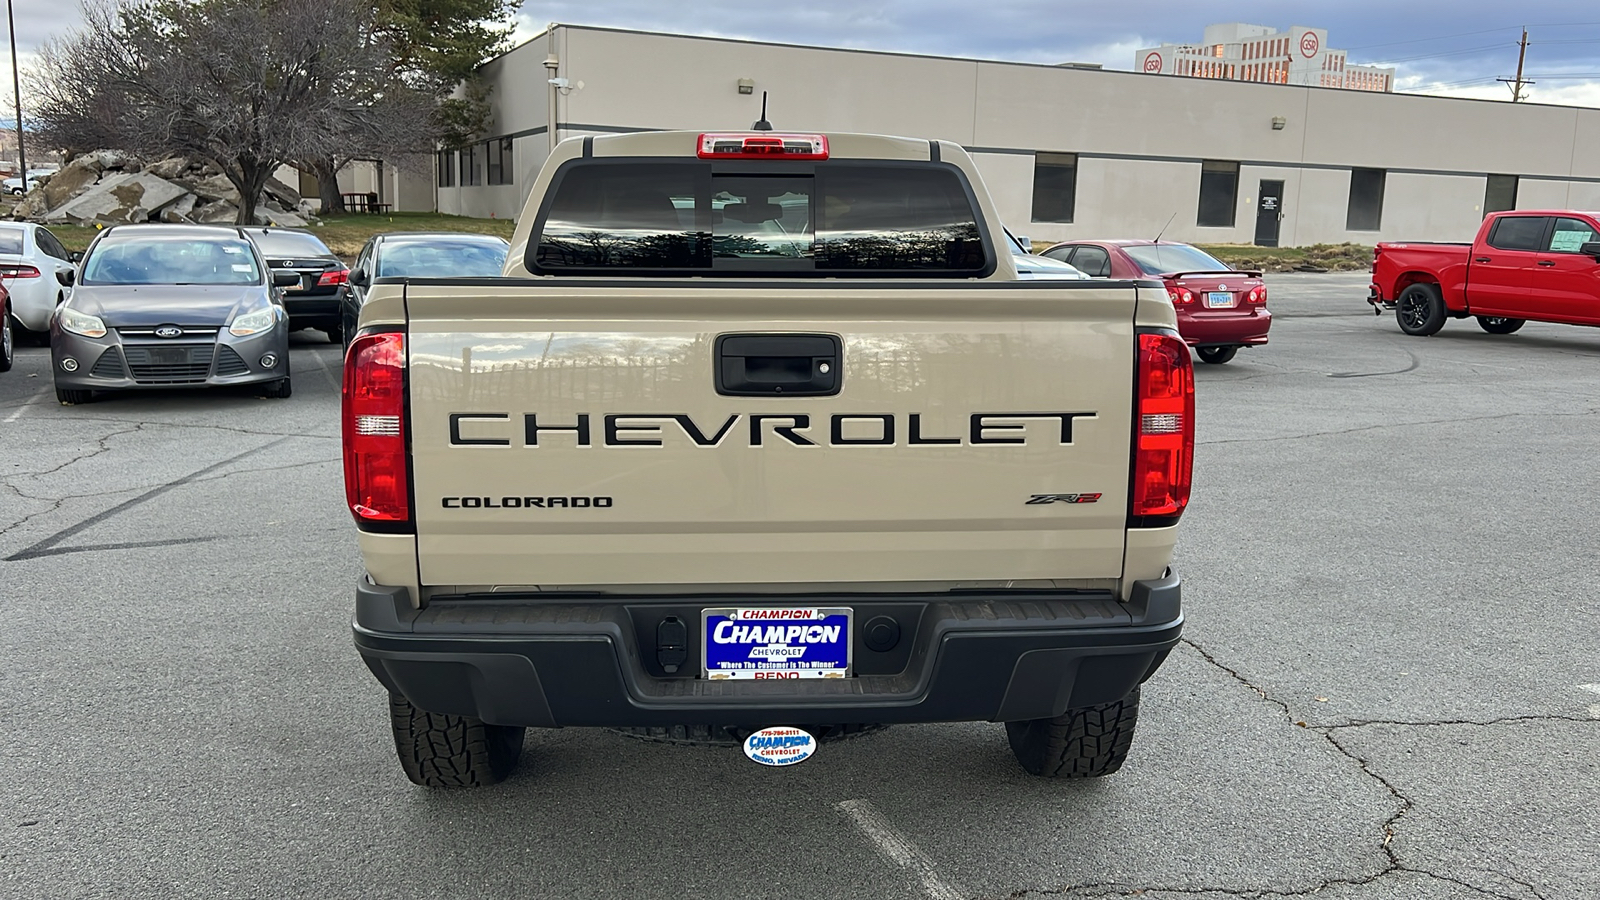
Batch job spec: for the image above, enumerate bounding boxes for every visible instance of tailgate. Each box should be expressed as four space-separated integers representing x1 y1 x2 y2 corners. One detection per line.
404 281 1138 588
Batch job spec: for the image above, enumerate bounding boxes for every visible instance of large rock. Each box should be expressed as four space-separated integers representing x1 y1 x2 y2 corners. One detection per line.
190 174 241 204
42 156 107 210
192 199 240 224
253 208 307 227
55 172 189 225
145 156 191 180
89 149 142 172
161 193 198 223
263 175 301 209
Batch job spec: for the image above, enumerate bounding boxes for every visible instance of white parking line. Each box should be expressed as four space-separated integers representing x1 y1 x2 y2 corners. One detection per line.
836 799 963 900
4 385 51 423
306 345 342 391
1578 685 1600 719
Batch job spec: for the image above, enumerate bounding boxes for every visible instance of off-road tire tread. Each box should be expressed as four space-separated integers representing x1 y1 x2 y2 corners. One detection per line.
1005 688 1141 778
387 694 524 788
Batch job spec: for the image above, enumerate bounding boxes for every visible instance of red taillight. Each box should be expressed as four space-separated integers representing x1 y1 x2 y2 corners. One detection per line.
318 267 349 287
1245 284 1267 305
1166 286 1195 305
1130 330 1195 525
697 132 829 159
343 331 411 529
0 264 40 278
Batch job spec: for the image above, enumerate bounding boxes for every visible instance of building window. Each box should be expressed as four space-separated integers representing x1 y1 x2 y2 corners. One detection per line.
1197 160 1239 227
1031 152 1078 223
1346 168 1386 231
461 143 484 186
436 149 456 188
1485 175 1518 216
486 137 515 186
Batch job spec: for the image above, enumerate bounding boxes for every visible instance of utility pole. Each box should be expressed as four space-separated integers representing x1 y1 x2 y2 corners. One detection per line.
6 0 23 181
1497 27 1533 102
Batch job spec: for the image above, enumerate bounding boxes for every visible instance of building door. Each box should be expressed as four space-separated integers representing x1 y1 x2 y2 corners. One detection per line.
1254 181 1284 247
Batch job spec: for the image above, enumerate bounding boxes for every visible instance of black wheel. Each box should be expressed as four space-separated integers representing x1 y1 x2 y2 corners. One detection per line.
55 386 93 405
1476 316 1525 335
321 323 343 345
0 311 13 372
1005 688 1142 778
1396 283 1446 336
388 693 525 788
258 375 292 399
1196 345 1237 365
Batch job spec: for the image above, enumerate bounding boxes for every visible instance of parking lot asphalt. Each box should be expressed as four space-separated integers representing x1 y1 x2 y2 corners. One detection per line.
1 272 1596 900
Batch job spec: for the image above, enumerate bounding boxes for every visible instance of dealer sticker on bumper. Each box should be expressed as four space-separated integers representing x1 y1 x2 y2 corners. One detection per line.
703 607 852 680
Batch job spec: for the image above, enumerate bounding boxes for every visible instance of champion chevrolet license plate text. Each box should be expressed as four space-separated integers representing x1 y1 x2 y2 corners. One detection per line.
703 608 852 680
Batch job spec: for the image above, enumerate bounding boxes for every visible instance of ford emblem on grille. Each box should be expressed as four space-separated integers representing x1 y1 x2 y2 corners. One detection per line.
155 325 183 339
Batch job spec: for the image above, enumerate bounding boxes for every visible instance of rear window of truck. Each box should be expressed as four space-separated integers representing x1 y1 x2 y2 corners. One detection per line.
530 161 990 276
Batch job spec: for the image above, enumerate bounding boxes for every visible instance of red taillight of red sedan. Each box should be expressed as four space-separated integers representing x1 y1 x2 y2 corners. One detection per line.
1166 286 1195 306
1245 285 1267 305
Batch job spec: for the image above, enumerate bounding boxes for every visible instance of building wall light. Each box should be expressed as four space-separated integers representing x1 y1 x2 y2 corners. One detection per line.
738 78 755 95
1271 116 1287 130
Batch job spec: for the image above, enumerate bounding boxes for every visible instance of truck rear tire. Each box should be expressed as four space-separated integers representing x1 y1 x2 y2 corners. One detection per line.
1196 346 1237 365
1005 688 1141 778
1396 284 1446 336
1476 316 1525 335
388 693 525 788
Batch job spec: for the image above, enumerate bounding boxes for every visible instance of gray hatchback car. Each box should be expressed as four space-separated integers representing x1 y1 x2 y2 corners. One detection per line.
50 225 296 404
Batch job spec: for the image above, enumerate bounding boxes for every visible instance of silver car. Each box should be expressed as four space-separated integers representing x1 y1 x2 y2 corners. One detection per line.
50 224 296 404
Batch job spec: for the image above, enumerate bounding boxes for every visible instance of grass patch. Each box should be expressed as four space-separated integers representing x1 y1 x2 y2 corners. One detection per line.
23 210 518 259
1194 242 1373 273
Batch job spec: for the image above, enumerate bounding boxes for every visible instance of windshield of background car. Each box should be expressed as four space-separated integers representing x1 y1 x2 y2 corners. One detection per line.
252 231 333 257
377 240 509 277
1123 244 1231 276
82 237 263 285
0 228 23 255
531 161 988 276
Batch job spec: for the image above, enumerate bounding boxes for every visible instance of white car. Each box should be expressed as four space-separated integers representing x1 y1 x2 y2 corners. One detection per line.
3 173 47 195
1004 228 1089 280
0 223 80 337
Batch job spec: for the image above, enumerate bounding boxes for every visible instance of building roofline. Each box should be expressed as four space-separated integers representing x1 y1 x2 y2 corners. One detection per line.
484 22 1597 113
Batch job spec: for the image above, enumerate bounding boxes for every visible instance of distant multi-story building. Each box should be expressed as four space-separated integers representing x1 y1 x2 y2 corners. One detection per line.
1135 23 1394 92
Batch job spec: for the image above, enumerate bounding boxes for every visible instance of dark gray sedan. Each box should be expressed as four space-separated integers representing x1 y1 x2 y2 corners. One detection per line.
50 225 296 404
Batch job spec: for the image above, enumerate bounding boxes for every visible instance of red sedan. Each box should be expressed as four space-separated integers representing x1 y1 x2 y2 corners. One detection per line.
1039 240 1271 364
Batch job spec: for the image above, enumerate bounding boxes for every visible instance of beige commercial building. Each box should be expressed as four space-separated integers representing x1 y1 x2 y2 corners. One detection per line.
1135 23 1396 92
432 25 1600 248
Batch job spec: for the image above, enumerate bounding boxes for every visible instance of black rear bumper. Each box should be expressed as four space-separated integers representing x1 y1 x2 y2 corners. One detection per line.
352 574 1183 728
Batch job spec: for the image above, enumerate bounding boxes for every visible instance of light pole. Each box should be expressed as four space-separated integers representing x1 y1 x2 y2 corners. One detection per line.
6 0 22 182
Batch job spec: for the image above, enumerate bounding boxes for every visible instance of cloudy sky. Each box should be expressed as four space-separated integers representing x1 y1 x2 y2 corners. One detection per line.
5 1 1599 109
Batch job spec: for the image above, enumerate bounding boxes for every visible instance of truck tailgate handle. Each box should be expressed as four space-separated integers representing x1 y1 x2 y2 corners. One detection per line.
715 333 841 396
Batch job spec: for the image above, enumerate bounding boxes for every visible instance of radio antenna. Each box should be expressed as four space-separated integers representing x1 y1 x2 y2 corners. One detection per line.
1153 210 1178 244
752 91 773 131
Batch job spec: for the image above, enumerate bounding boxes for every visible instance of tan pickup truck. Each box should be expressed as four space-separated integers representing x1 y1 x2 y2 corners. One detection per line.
344 130 1192 786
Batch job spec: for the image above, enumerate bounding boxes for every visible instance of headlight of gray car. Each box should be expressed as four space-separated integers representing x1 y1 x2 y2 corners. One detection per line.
60 307 108 338
228 306 278 337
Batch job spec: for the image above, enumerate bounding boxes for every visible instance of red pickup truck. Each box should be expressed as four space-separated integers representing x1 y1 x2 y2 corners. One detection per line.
1368 210 1600 336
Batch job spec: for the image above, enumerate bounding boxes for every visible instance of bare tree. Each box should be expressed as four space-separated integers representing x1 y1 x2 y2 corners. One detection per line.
30 0 435 224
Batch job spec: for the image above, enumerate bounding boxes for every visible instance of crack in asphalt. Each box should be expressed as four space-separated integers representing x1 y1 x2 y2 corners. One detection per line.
5 438 288 561
987 639 1550 900
9 413 338 440
2 423 148 481
3 456 340 509
1198 408 1599 447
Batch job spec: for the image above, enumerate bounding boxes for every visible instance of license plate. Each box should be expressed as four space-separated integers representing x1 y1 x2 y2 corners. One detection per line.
148 348 189 365
703 608 852 680
1207 291 1235 308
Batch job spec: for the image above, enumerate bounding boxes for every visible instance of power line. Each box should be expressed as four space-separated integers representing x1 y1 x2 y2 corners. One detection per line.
1367 42 1518 64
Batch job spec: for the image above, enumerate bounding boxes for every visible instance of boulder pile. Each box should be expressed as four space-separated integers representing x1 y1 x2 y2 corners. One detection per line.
11 151 318 227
